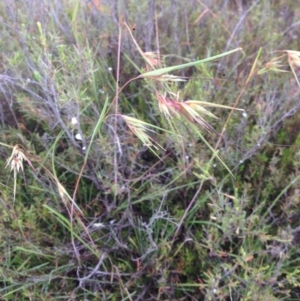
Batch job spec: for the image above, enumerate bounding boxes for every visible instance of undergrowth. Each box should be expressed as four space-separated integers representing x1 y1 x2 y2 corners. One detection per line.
1 0 300 300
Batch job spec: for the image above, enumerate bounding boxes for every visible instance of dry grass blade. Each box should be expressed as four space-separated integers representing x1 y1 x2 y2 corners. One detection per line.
123 22 157 70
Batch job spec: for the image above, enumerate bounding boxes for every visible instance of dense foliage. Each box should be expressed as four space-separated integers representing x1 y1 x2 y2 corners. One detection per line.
1 0 300 300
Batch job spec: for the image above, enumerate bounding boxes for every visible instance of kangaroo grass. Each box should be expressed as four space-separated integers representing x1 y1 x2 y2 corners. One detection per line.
111 23 244 179
3 140 100 265
2 1 300 299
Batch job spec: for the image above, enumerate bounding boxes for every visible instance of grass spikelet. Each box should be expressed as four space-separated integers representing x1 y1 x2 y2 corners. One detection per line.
5 145 35 202
285 50 300 87
258 55 288 74
155 91 181 119
122 115 162 150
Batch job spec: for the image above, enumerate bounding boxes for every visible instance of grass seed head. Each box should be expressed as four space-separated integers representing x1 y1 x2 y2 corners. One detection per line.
285 50 300 68
144 51 161 70
5 145 26 173
155 91 181 119
285 50 300 87
122 115 157 149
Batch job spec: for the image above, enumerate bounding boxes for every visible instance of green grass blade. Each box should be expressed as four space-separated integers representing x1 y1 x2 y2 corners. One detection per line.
140 48 242 78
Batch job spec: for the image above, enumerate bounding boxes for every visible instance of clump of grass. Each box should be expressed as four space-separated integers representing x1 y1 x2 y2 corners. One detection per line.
1 0 300 300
